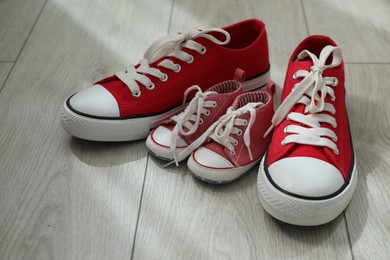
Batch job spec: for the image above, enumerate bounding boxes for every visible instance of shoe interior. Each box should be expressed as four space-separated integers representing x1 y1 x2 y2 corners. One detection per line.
292 35 337 62
211 80 241 94
210 19 264 50
236 91 270 108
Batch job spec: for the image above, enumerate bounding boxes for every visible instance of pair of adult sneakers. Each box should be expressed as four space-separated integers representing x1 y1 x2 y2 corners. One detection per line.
61 19 357 226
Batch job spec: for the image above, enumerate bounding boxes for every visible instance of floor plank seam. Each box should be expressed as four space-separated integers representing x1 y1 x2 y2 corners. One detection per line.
130 154 150 260
0 62 16 94
0 0 49 94
167 0 175 34
300 0 311 36
343 212 356 260
129 3 177 256
130 2 175 257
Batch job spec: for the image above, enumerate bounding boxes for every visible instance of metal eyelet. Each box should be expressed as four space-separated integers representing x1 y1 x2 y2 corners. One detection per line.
186 55 194 64
237 130 242 136
212 101 217 107
331 96 336 102
233 140 238 146
283 127 288 134
174 64 181 73
334 149 339 155
292 73 298 80
160 73 168 82
332 123 337 128
333 136 338 142
132 92 141 98
332 77 339 86
146 83 155 90
200 47 206 54
243 120 248 126
199 118 204 124
205 110 210 116
281 140 286 146
230 150 236 155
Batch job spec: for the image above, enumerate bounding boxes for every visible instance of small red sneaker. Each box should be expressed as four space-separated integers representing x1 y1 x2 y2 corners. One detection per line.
146 69 245 166
257 35 357 226
61 19 270 141
188 81 275 183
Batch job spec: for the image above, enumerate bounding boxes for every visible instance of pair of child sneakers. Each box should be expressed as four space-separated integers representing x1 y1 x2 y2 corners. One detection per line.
61 18 357 226
146 68 275 183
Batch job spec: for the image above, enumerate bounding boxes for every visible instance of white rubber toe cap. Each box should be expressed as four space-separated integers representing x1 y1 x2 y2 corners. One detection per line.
267 157 345 197
151 126 187 147
193 147 234 168
68 84 120 117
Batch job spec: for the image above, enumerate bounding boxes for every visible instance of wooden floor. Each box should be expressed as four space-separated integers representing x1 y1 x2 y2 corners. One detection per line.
0 0 389 259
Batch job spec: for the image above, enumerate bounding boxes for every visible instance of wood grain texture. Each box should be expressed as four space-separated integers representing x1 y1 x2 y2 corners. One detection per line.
133 159 353 259
132 1 352 259
302 0 390 63
0 0 172 259
0 0 46 61
344 64 390 259
0 62 13 87
1 0 390 259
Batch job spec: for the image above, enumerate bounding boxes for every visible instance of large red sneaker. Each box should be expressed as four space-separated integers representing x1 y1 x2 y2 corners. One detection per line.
61 19 270 141
257 35 357 226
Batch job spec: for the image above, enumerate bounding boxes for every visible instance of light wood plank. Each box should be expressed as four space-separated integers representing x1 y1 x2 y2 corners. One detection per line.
344 64 390 259
303 0 390 63
0 0 46 61
134 159 352 259
0 0 172 259
0 62 13 87
132 1 353 259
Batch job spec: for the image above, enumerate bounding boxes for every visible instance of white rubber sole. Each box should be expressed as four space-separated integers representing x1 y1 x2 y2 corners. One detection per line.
60 70 270 142
61 102 187 142
243 69 270 91
188 156 259 184
257 154 358 226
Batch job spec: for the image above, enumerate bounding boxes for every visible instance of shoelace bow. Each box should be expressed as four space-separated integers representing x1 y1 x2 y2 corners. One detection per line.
115 28 231 97
165 86 217 167
264 45 342 154
210 102 263 161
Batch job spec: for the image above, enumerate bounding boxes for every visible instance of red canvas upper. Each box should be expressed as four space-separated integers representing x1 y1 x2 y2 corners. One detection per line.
95 19 269 117
266 35 353 181
154 71 245 148
198 82 275 167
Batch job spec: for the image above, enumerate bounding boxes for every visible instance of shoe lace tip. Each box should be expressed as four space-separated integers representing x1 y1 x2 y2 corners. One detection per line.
163 162 171 168
263 125 274 138
247 147 253 161
164 153 179 167
163 159 177 168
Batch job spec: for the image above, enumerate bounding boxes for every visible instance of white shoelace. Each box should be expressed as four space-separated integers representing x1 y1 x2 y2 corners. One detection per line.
165 86 218 167
210 102 263 161
264 45 342 154
115 28 231 97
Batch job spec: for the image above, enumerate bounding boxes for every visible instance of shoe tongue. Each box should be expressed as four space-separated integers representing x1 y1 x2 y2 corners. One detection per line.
291 60 313 72
280 59 333 164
